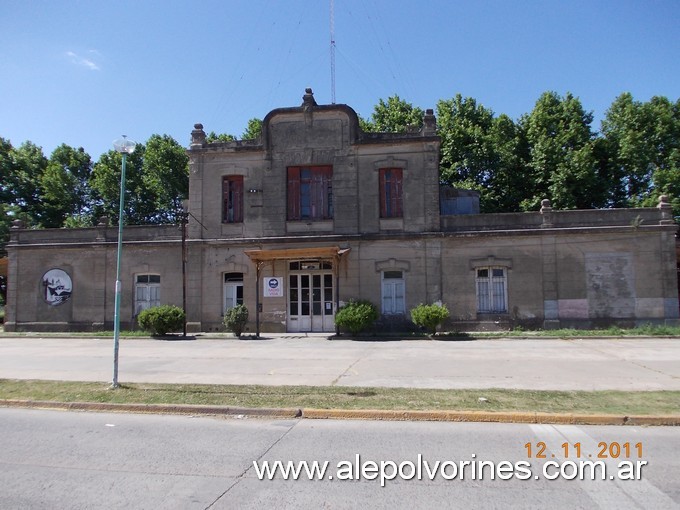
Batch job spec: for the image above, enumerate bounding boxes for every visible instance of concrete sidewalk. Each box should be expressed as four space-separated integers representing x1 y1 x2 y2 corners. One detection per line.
1 334 679 391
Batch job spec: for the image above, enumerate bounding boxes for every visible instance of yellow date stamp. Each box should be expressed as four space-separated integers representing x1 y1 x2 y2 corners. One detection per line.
525 441 643 459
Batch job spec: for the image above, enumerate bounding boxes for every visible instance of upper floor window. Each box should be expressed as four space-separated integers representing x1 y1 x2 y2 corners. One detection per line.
222 175 244 223
287 166 333 221
476 267 507 313
379 168 403 218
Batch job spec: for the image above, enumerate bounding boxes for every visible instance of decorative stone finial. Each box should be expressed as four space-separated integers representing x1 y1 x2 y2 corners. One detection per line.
97 216 110 227
11 219 25 230
422 109 436 136
658 194 674 225
191 123 206 146
540 199 553 228
302 88 317 108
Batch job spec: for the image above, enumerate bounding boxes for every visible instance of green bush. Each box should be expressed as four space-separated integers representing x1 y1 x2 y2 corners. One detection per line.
223 304 249 337
137 305 185 336
335 299 379 336
410 303 450 335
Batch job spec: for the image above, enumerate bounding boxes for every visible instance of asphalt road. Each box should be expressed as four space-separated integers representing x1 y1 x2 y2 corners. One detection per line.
1 408 678 509
0 335 679 390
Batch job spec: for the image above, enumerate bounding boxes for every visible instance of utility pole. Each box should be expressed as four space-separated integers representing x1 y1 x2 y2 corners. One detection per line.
330 0 336 104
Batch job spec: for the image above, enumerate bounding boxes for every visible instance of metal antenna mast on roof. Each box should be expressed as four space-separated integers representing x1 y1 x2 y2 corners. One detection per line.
330 0 336 104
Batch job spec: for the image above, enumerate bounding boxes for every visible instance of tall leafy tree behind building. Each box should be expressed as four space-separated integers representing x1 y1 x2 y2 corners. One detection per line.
242 118 263 140
520 92 604 210
90 135 189 225
601 93 680 215
436 95 533 212
41 144 93 228
1 91 678 236
361 95 424 133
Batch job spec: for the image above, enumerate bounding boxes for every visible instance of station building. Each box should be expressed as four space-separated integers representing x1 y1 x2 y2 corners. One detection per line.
5 89 679 333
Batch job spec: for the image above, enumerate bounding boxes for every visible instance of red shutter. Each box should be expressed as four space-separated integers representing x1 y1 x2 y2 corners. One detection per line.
232 176 243 222
379 169 387 217
393 168 403 217
222 177 229 222
379 168 403 218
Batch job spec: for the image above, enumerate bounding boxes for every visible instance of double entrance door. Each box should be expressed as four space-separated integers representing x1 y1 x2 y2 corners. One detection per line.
287 272 335 332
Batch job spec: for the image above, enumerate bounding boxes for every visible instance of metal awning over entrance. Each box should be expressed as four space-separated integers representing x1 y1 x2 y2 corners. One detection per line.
244 246 349 263
244 246 350 337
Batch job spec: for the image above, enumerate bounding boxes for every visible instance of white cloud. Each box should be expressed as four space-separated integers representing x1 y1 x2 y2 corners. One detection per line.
66 50 101 71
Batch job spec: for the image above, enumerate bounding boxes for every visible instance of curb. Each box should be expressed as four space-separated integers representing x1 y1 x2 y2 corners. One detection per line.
1 399 679 426
302 408 680 426
0 400 301 419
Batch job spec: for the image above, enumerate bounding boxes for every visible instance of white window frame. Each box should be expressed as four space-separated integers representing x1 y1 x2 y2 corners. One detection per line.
476 266 508 313
135 274 160 315
381 270 405 315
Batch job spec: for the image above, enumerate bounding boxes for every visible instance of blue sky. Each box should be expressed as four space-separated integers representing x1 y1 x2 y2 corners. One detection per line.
1 0 678 160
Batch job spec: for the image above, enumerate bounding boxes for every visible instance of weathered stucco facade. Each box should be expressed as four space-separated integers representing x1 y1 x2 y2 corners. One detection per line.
5 89 679 333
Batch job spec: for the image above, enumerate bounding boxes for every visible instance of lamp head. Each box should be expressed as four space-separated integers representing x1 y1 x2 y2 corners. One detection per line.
113 135 136 154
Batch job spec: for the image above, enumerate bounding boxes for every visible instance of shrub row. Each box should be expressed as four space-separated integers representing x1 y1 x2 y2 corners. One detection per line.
137 301 449 337
335 300 449 336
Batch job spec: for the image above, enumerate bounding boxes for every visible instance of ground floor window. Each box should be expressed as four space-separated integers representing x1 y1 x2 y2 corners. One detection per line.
382 270 405 314
224 272 244 312
135 274 160 315
476 267 507 313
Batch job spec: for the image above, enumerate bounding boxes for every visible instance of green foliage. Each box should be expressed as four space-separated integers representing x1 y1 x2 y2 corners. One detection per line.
410 303 450 335
602 93 680 216
1 91 678 237
142 134 190 223
137 305 185 336
40 144 93 228
90 134 188 225
205 132 236 143
520 91 602 210
223 304 249 337
335 299 379 336
362 95 424 133
242 118 263 140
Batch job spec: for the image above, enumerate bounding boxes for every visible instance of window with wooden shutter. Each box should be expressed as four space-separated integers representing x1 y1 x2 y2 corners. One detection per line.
379 168 403 218
222 175 243 223
287 166 333 220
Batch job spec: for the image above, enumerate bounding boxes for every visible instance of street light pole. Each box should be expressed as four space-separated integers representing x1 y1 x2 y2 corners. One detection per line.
111 135 136 389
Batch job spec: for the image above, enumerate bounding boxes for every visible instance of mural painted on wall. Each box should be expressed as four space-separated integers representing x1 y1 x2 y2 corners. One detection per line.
42 269 72 306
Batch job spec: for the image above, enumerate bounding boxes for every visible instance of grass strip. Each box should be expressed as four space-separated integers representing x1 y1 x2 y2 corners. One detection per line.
1 379 678 416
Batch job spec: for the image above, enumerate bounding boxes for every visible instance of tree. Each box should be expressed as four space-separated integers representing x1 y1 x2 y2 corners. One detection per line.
40 145 93 228
601 93 680 215
205 132 236 143
362 95 424 133
242 118 262 140
5 141 48 224
90 145 147 225
482 114 532 212
520 92 603 210
141 134 189 223
437 94 496 188
90 135 189 225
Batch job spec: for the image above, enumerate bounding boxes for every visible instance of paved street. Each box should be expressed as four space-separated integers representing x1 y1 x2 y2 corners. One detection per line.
0 335 679 390
1 408 678 509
